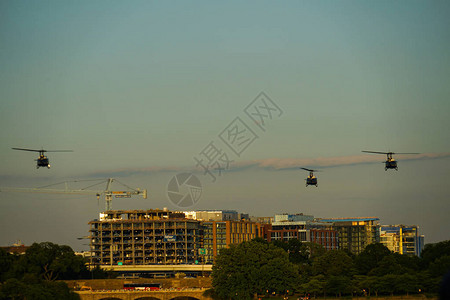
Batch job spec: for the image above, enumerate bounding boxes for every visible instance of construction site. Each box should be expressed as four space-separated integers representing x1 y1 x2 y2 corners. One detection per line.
89 209 203 267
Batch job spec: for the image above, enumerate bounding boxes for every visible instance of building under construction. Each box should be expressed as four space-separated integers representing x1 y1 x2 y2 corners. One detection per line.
89 209 203 267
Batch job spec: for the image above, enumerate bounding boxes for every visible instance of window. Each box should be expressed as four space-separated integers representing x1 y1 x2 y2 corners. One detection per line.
271 232 281 240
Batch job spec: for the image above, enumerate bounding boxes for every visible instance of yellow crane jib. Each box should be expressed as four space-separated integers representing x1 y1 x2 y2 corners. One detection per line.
0 178 148 211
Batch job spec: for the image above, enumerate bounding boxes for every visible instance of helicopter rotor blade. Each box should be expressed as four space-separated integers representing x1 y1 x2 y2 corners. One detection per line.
362 150 390 155
12 148 44 153
12 148 73 153
362 150 419 155
300 167 321 172
392 152 420 155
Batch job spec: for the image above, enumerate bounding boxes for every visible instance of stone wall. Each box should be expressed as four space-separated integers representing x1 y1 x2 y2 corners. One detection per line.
65 277 212 291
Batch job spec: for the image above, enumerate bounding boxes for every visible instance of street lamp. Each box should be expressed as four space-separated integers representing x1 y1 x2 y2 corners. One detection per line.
77 236 93 279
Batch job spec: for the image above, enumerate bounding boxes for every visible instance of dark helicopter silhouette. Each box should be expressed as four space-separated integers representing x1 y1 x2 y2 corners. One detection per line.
362 150 419 171
300 167 320 187
12 147 73 169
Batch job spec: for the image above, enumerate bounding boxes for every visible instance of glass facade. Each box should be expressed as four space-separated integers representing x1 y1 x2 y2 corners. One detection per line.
380 225 422 256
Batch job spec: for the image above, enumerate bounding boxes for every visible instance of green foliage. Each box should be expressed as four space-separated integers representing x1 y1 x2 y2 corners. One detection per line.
0 278 80 300
302 242 326 262
393 252 421 271
212 240 299 299
354 243 392 275
325 275 352 297
368 254 406 276
421 240 450 268
0 278 25 300
429 254 450 277
90 265 117 279
299 275 325 298
251 237 269 245
0 242 87 300
271 239 313 265
11 242 88 281
3 238 449 298
395 273 419 295
211 239 450 298
203 288 219 299
312 249 355 277
0 248 17 282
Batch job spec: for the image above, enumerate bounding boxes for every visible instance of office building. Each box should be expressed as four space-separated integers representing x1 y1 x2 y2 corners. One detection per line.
308 221 339 251
202 220 260 263
319 217 380 254
265 213 314 242
380 225 423 256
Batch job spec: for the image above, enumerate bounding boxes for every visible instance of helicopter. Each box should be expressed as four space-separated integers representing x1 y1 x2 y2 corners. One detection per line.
362 150 419 171
300 167 319 187
12 147 73 169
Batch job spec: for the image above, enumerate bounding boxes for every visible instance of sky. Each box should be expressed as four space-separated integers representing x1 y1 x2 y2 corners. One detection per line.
0 0 449 251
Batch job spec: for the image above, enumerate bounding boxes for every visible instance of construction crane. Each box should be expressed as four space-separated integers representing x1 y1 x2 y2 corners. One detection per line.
0 178 147 211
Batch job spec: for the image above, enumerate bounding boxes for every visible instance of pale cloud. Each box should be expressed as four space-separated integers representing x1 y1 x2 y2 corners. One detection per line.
84 152 450 177
235 152 450 170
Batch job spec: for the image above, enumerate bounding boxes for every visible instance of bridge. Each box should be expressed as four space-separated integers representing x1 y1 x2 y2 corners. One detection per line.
76 288 210 300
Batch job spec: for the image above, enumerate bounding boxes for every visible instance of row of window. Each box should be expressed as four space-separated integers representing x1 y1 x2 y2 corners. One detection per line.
92 222 200 230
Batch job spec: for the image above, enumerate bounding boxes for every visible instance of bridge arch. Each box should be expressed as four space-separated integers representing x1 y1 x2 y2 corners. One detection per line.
135 297 161 300
169 297 201 300
98 298 123 300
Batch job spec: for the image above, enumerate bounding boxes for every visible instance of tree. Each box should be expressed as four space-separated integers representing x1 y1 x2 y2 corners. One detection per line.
0 248 17 282
393 252 420 272
378 274 398 296
352 275 368 296
299 275 325 298
212 240 299 299
395 273 419 296
12 242 87 281
303 242 326 262
416 271 439 294
428 255 450 277
271 239 311 265
421 240 450 268
0 278 80 300
286 239 309 264
326 275 352 297
354 243 392 275
312 249 355 277
0 278 25 300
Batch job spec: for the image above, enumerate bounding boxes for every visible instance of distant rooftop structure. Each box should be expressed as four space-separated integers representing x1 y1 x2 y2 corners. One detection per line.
97 209 185 222
183 210 239 221
273 214 314 227
318 217 380 223
1 241 29 255
274 213 314 223
249 216 273 224
381 225 418 231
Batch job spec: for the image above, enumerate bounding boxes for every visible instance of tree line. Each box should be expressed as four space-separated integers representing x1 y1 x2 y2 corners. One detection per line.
2 239 449 299
0 242 110 300
211 238 450 299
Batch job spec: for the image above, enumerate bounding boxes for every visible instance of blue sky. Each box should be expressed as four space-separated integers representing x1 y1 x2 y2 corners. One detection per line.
0 1 449 250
